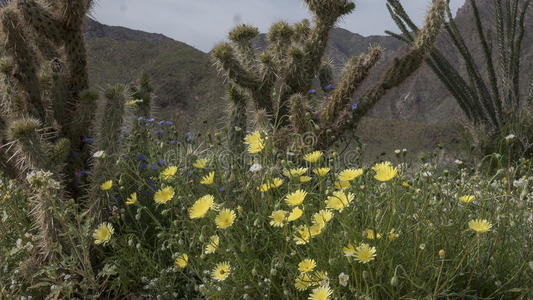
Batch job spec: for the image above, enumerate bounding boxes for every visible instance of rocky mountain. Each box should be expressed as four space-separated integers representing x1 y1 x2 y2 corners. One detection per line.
85 18 227 130
83 1 533 153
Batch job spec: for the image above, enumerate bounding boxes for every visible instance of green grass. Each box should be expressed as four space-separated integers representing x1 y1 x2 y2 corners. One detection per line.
1 120 531 299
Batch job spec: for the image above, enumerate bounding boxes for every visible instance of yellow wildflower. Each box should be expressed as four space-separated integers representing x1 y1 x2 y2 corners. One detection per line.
189 194 214 219
125 192 137 205
326 191 354 212
175 253 188 269
468 219 492 234
100 180 113 191
294 225 311 245
338 168 363 181
298 258 316 272
270 210 287 227
373 161 398 182
215 208 236 229
459 195 475 203
244 131 264 154
154 186 174 204
304 151 323 163
299 176 312 183
93 222 114 245
287 207 303 221
354 243 376 263
161 166 178 179
286 190 307 206
212 261 231 281
205 235 219 254
193 158 207 169
200 171 215 185
313 168 330 177
308 286 332 300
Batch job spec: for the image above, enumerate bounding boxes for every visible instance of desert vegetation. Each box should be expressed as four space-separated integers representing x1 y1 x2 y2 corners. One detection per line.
0 0 532 299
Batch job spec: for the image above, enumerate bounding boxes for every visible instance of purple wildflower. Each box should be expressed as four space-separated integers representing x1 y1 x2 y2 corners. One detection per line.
324 83 335 92
351 101 360 110
83 136 94 144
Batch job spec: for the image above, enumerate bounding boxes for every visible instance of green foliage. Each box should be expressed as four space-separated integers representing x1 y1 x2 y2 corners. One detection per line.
213 0 447 151
387 0 533 157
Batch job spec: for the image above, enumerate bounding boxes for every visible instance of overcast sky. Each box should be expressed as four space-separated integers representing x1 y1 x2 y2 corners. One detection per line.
92 0 465 52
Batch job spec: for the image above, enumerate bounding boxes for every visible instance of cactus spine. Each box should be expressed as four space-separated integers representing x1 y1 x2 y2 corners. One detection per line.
213 0 447 150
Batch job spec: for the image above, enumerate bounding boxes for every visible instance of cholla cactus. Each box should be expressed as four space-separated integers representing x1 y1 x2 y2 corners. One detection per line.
213 0 447 150
0 1 147 257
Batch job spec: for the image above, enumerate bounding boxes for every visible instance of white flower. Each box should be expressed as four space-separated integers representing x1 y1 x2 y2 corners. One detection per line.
454 159 463 165
249 163 263 172
338 272 349 287
505 134 516 142
93 150 105 158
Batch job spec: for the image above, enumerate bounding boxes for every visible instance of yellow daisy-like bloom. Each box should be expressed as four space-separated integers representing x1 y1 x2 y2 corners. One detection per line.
212 261 231 281
338 168 363 181
93 222 114 245
294 225 311 245
304 151 323 163
200 171 215 185
193 158 207 169
100 180 113 191
309 223 323 237
269 210 287 227
298 258 316 272
161 166 178 179
354 243 377 263
287 207 303 221
175 253 188 269
468 219 492 234
312 209 333 226
402 181 410 187
388 228 399 240
373 161 398 182
270 177 284 188
334 180 351 190
244 131 265 154
365 229 382 240
299 176 312 183
125 99 139 106
459 195 475 203
326 191 354 212
189 194 214 219
308 286 332 300
125 192 137 205
215 208 236 229
154 186 175 204
259 183 271 192
310 271 328 286
284 168 308 177
205 235 219 254
286 189 307 206
343 240 357 257
294 272 312 291
313 168 330 177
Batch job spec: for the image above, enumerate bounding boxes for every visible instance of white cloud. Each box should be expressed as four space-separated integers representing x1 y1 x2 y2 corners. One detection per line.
92 0 465 52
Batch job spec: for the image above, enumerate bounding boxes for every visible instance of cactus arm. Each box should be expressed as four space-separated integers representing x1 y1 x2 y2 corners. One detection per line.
1 8 45 120
289 94 308 135
512 0 532 107
227 84 248 153
321 47 383 127
88 85 125 220
16 0 64 44
7 118 53 171
470 0 502 116
228 24 260 70
213 43 261 90
318 61 334 92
